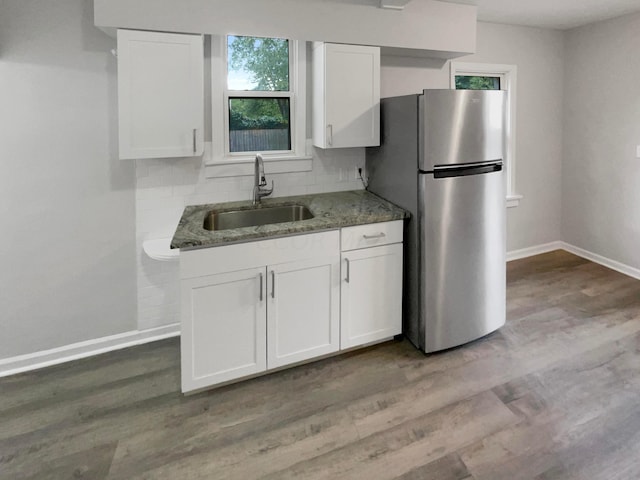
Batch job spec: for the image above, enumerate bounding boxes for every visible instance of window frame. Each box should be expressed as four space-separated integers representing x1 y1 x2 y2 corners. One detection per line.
208 35 311 178
450 62 522 208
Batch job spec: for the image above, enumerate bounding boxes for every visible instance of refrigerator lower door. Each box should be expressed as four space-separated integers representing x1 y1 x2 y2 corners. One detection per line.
419 169 506 353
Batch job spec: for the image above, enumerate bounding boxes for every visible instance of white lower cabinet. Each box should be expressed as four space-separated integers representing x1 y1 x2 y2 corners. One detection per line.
181 267 267 392
340 243 403 349
267 257 340 369
180 224 403 393
180 231 340 393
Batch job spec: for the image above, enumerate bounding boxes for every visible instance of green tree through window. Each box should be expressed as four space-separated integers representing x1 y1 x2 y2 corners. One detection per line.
455 75 501 90
228 36 289 91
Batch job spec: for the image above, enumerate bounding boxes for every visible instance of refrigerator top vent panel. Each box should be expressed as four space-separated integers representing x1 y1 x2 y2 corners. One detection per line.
419 89 506 172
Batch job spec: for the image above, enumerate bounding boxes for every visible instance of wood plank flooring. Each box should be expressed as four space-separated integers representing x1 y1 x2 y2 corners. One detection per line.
2 250 640 479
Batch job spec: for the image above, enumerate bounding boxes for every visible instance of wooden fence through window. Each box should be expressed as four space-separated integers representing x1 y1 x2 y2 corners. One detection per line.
229 129 290 152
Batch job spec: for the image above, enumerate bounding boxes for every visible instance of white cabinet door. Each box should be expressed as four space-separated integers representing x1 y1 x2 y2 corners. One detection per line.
341 243 403 349
181 267 266 393
117 29 204 159
267 256 340 369
312 43 380 148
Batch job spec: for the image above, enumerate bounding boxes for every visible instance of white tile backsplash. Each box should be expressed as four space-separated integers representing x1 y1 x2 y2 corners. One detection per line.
135 146 365 330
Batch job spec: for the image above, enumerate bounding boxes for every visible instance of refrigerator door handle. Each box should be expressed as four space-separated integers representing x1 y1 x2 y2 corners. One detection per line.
435 159 503 169
434 162 502 179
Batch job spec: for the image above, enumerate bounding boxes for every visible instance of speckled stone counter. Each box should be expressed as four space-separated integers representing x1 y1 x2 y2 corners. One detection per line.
171 190 409 250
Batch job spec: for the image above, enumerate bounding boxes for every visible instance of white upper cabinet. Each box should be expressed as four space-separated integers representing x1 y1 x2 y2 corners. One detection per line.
312 43 380 149
117 29 204 160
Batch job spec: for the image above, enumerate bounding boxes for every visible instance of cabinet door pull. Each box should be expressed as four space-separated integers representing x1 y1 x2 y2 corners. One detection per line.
259 272 264 301
192 128 197 153
345 258 350 283
363 232 386 240
327 124 333 146
271 270 275 298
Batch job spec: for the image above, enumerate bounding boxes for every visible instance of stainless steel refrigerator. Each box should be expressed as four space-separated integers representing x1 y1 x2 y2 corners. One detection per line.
367 89 506 353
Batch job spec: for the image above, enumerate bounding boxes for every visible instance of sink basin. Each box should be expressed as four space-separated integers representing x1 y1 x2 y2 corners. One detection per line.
203 205 314 231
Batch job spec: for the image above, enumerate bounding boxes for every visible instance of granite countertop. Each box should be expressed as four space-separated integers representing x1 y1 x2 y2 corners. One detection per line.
171 190 409 250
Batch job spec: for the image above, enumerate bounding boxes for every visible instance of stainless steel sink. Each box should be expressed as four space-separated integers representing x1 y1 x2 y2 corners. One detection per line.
203 205 314 231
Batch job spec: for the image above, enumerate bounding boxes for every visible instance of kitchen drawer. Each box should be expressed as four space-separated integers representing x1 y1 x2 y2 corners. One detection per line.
341 220 403 251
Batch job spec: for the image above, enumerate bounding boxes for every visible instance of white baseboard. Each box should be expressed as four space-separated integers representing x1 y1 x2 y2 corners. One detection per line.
507 240 640 281
506 241 564 262
560 242 640 280
0 323 180 378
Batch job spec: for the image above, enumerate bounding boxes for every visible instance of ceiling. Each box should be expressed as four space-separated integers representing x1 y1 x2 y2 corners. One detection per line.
436 0 640 30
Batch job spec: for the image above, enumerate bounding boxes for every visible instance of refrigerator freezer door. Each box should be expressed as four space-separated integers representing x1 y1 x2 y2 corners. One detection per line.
419 169 506 353
419 89 505 172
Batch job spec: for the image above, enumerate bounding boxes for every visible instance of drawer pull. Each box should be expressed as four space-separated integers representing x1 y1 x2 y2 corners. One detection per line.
363 232 386 240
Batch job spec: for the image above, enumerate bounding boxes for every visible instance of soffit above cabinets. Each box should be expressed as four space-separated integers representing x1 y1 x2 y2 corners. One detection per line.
94 0 477 59
437 0 640 30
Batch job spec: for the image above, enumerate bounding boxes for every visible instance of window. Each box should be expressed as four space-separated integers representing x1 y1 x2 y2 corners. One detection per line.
209 35 310 177
450 62 522 207
454 75 501 90
226 36 291 153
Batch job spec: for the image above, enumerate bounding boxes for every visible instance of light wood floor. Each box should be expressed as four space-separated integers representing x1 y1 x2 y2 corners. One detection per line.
2 250 640 479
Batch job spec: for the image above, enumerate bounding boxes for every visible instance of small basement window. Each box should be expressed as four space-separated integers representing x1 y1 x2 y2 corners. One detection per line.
454 75 501 90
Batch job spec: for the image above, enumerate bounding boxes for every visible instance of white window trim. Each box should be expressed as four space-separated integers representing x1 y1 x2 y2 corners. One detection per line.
207 35 311 178
450 62 522 208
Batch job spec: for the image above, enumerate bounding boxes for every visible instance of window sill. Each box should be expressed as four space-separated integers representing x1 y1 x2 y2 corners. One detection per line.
205 154 313 178
507 194 523 208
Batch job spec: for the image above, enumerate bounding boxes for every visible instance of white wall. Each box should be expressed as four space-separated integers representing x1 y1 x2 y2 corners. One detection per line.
562 13 640 270
0 0 137 359
379 22 565 251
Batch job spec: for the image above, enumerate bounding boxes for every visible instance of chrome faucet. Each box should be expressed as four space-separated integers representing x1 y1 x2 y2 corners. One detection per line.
252 153 273 205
